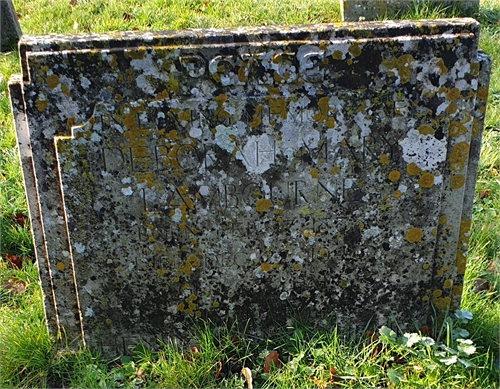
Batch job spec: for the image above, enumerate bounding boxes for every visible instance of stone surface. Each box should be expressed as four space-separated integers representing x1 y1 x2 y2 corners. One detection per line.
9 19 490 355
1 0 21 51
341 0 480 21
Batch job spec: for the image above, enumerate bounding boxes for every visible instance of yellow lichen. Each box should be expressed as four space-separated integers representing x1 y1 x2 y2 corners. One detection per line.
35 99 47 111
269 97 286 119
406 227 423 243
325 117 335 128
382 54 414 84
450 174 465 189
446 87 461 100
156 269 166 276
255 198 272 212
212 301 219 308
310 168 319 179
105 318 112 325
470 62 480 76
432 289 443 298
477 86 489 101
379 154 390 165
432 296 451 310
417 124 434 135
446 102 457 114
443 279 453 289
302 229 316 238
435 58 448 75
331 50 343 60
348 43 362 58
56 262 66 271
455 250 466 274
46 74 60 88
330 166 340 175
418 173 434 188
393 190 402 198
449 142 470 172
452 285 463 296
422 263 430 270
293 264 301 270
260 263 271 272
406 162 421 176
449 122 467 137
388 170 401 182
438 216 447 225
314 97 330 122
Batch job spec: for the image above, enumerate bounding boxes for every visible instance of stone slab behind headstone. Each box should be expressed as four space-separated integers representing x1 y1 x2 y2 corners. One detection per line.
9 18 490 355
341 0 480 21
1 0 21 51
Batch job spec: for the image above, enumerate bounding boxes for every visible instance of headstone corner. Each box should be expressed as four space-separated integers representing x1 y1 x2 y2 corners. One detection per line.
1 0 22 51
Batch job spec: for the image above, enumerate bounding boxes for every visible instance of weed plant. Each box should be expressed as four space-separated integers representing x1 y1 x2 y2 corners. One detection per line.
0 0 499 387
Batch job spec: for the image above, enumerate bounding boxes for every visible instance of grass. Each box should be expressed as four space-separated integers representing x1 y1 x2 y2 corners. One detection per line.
0 0 499 387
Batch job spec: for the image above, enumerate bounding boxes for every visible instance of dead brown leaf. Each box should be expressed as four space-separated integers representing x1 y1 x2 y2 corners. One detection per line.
4 253 22 269
418 325 433 338
2 278 27 295
215 360 222 379
478 189 491 199
310 376 327 389
123 12 131 22
263 350 282 373
7 212 28 227
474 278 491 293
241 367 253 389
365 330 381 358
69 0 77 6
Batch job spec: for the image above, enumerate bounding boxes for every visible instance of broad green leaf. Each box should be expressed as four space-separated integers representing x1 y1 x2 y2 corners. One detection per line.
387 368 404 384
457 339 476 355
440 355 458 365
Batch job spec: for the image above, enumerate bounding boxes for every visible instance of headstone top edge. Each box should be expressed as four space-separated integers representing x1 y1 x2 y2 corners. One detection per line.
19 17 479 52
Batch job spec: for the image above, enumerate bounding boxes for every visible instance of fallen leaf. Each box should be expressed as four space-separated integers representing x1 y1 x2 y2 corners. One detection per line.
230 335 240 346
488 261 497 272
478 189 491 199
491 167 498 177
328 366 337 384
135 367 144 379
474 278 491 293
69 0 77 5
310 376 327 389
7 212 28 227
418 325 433 338
4 254 22 269
123 12 131 21
215 360 222 379
191 346 199 353
1 278 27 295
263 350 281 373
241 367 253 389
365 330 381 358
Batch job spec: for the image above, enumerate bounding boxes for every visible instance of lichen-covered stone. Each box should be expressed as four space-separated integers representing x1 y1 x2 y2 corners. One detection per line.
9 19 490 355
341 0 480 22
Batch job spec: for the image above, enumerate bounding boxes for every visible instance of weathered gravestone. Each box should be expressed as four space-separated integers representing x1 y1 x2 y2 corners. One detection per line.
341 0 480 21
1 0 21 51
9 18 490 354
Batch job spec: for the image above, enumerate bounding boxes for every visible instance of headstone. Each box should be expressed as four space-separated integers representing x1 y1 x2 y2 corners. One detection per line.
341 0 480 21
1 0 21 51
9 18 490 355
